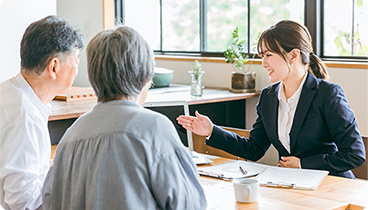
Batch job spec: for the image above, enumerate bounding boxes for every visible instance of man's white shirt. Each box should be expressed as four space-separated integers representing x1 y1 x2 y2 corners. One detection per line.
0 73 51 210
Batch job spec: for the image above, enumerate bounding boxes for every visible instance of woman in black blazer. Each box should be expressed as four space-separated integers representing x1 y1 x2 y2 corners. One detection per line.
177 20 365 179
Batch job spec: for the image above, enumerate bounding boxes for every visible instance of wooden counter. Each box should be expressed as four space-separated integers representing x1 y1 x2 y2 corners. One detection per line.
48 85 259 145
49 85 259 121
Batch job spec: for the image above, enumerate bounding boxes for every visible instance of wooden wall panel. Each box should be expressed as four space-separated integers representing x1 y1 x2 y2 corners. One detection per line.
103 0 114 29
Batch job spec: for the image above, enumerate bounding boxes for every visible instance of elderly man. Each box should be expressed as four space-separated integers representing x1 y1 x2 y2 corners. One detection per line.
0 15 83 210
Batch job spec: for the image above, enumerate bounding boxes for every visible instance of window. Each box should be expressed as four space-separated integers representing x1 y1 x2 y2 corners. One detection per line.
162 0 200 51
116 0 367 61
323 0 368 59
120 0 303 55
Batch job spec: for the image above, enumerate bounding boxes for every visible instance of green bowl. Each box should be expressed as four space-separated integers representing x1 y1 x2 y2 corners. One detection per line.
152 68 174 88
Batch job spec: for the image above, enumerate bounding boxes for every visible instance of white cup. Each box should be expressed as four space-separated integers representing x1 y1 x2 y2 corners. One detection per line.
233 178 259 203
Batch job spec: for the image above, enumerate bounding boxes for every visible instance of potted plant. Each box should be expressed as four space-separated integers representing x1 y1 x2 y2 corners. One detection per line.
224 27 256 93
188 60 205 97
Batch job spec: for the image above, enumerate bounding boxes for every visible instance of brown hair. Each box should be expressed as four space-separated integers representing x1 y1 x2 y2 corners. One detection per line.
257 20 329 80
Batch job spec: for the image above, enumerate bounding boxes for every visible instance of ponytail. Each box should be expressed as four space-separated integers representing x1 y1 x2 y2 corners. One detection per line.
258 20 330 81
308 52 329 80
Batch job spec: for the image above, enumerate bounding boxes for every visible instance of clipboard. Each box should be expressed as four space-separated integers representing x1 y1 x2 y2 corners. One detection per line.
197 160 268 180
256 166 329 190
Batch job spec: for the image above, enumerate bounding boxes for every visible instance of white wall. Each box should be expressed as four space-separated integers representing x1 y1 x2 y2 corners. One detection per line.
328 67 368 136
155 59 368 136
0 0 56 82
57 0 104 87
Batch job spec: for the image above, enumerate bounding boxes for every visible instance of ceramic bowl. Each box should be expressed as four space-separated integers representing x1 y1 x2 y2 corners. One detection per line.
152 67 174 88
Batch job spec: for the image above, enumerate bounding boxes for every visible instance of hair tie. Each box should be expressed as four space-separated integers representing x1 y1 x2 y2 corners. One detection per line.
309 51 315 64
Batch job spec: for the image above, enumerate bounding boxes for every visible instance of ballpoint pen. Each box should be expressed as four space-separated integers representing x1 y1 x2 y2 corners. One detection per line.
239 166 248 175
198 170 231 180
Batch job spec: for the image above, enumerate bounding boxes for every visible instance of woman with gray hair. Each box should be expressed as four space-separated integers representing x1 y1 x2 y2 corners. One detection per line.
41 26 207 210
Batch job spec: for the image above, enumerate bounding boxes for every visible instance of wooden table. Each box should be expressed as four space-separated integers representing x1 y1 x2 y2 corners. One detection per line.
49 85 259 121
49 146 368 210
199 158 368 210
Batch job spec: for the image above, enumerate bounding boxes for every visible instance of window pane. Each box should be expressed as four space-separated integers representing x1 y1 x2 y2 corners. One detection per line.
207 0 248 52
251 0 304 53
162 0 199 51
354 0 368 56
324 0 368 57
125 0 160 51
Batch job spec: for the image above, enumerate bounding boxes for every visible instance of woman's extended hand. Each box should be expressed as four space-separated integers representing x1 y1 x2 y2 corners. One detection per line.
176 111 213 137
279 156 301 168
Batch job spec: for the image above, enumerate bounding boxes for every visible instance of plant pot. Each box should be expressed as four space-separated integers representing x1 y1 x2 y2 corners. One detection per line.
230 72 256 93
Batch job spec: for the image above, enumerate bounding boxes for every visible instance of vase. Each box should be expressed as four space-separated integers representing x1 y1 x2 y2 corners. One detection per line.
189 71 205 97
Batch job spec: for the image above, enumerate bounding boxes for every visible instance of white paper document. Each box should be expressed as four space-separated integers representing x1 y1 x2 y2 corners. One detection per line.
198 160 268 180
191 151 214 165
256 166 329 190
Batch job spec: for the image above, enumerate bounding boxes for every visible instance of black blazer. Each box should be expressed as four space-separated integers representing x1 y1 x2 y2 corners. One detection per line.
207 72 366 178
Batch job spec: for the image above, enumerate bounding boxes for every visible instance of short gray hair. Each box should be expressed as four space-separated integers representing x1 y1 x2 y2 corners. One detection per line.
21 15 83 75
87 26 154 102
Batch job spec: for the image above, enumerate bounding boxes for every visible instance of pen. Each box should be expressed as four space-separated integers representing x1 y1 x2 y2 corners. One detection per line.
239 166 248 175
198 170 231 180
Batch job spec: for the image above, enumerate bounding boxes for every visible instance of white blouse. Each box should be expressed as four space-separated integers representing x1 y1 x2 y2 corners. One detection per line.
278 72 308 153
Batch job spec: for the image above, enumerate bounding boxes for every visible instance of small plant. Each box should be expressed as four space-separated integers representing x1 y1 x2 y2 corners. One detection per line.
189 60 204 97
192 60 202 79
224 28 261 73
224 27 249 73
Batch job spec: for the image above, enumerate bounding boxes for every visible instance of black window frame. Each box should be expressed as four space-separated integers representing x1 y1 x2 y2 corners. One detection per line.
115 0 368 62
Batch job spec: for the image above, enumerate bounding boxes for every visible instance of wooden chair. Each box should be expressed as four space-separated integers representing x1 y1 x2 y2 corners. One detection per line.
192 126 249 160
51 145 57 160
352 136 368 180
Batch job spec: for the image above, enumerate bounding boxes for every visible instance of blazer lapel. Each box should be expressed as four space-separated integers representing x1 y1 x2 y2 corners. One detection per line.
289 72 317 153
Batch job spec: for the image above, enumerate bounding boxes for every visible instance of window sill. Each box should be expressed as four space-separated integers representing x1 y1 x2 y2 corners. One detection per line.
155 55 368 70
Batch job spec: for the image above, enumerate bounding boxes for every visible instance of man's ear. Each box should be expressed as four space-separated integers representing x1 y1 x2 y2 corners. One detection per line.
46 58 59 80
289 48 300 65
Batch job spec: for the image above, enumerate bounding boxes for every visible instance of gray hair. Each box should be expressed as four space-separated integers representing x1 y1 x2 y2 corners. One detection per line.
21 15 84 75
87 26 154 102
